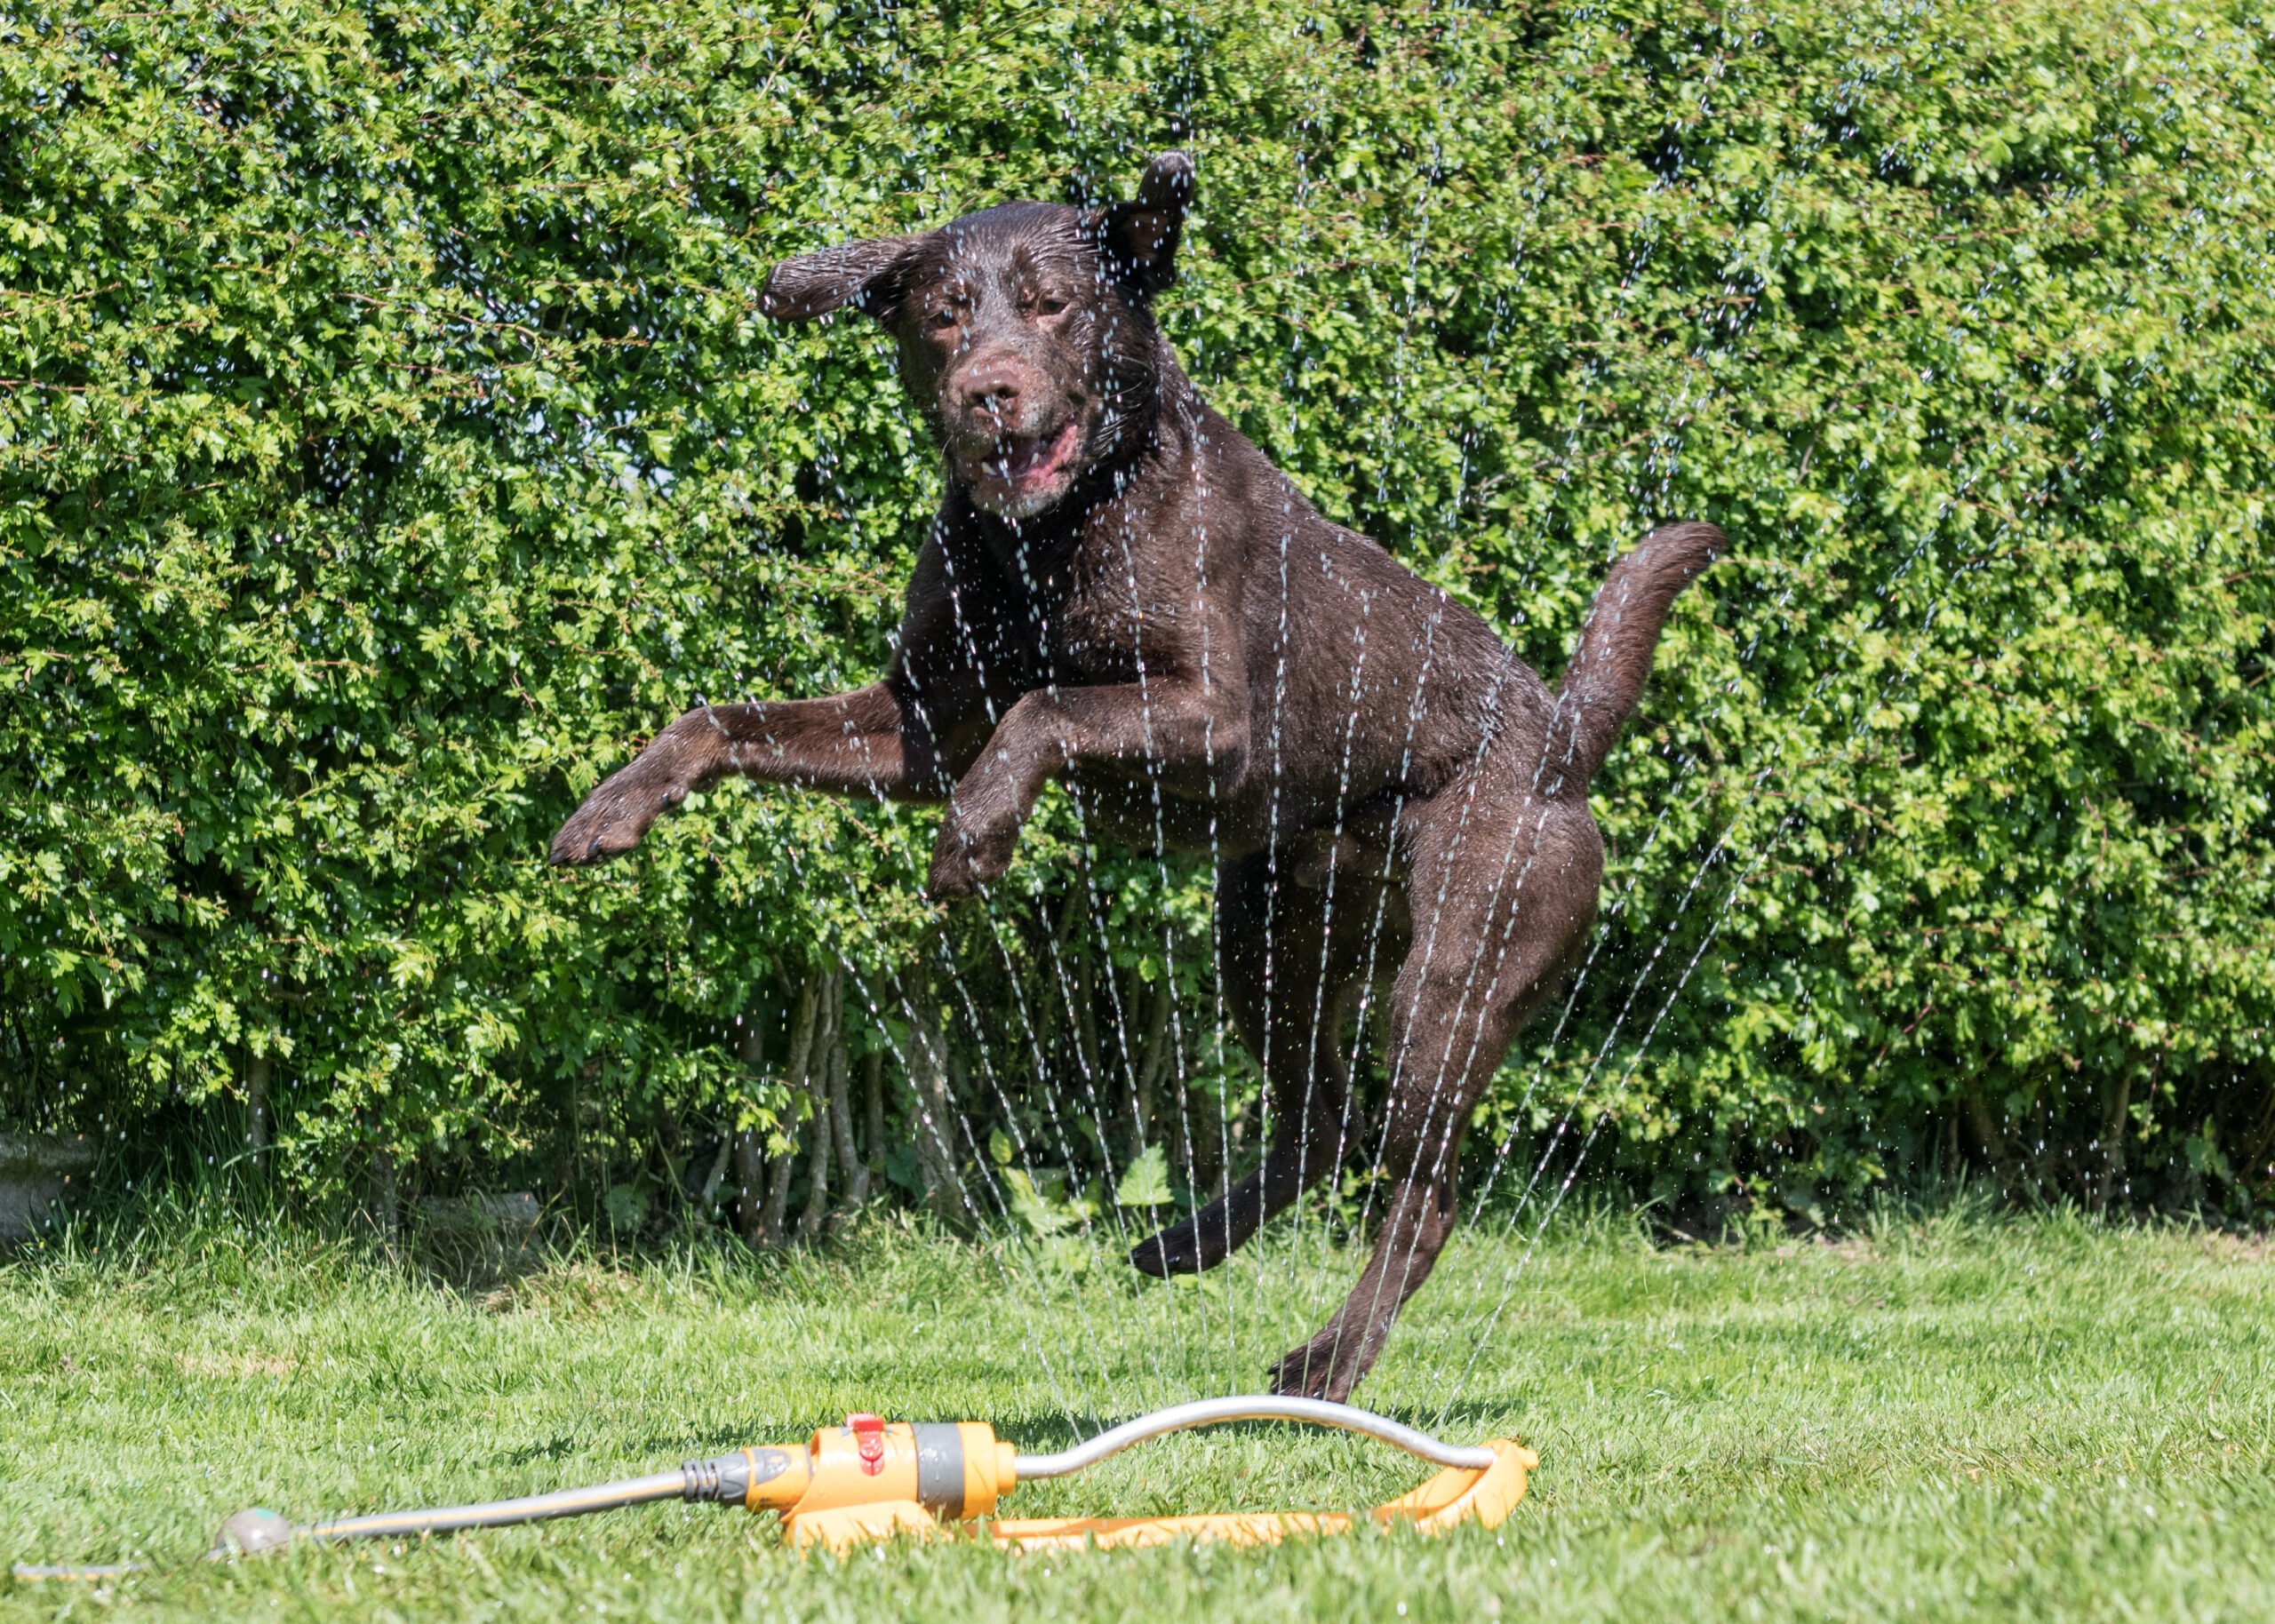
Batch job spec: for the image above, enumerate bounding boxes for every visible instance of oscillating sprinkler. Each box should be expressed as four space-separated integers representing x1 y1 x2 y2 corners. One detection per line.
15 1397 1535 1576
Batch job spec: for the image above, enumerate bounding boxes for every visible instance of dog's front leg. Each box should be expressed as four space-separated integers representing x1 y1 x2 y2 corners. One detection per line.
552 681 952 865
925 681 1242 899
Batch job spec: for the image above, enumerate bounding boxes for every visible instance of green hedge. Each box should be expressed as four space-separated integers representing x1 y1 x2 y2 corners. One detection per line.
4 0 2271 1227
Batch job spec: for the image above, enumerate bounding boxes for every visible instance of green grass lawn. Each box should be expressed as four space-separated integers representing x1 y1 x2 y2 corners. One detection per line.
1 1206 2269 1621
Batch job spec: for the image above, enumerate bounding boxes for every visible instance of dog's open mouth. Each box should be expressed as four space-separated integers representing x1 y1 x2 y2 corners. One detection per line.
965 420 1083 504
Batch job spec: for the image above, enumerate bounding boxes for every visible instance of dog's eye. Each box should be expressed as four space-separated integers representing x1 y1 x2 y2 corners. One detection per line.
927 307 960 331
1035 293 1068 317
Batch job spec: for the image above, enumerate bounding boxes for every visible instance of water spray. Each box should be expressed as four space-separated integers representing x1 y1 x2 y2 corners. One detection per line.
14 1397 1533 1577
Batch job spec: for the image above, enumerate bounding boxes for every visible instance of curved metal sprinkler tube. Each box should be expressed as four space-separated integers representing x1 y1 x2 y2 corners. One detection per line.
1012 1397 1498 1478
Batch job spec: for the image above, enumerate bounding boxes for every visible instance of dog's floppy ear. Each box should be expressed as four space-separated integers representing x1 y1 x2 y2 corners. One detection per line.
761 233 929 322
1096 151 1193 297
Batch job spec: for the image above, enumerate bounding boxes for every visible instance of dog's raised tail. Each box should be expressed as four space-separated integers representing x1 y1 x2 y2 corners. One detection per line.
1545 521 1723 790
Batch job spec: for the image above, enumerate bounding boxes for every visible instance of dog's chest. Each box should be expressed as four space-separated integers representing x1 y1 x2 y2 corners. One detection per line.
1031 551 1148 686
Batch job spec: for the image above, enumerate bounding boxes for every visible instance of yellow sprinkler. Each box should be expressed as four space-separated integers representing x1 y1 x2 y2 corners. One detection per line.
16 1397 1533 1575
733 1397 1540 1555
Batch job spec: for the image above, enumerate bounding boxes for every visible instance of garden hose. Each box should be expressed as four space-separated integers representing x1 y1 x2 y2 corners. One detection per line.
13 1397 1535 1576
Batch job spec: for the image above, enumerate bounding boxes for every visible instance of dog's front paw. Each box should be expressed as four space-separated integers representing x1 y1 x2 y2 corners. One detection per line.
550 775 678 866
924 805 1019 901
923 841 979 903
550 749 706 866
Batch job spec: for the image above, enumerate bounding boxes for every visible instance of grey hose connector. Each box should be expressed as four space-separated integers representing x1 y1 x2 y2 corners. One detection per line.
1011 1396 1497 1480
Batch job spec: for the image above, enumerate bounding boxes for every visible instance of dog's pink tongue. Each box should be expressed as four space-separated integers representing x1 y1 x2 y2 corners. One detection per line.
1003 423 1076 482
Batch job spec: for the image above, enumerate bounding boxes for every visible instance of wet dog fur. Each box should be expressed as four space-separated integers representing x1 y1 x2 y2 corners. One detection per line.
551 153 1720 1400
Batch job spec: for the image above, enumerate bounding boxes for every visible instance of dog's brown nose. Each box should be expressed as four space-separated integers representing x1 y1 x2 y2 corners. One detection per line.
960 366 1021 418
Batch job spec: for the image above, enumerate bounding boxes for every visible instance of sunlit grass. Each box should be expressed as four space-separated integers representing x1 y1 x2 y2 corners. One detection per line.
2 1205 2269 1620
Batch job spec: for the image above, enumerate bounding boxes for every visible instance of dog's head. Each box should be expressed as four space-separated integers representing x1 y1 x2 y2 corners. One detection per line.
762 153 1193 521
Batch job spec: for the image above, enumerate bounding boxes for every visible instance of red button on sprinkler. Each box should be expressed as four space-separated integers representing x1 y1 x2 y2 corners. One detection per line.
846 1413 887 1476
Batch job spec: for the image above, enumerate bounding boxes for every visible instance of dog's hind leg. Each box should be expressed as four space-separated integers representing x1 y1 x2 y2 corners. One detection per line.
1268 792 1601 1401
1130 849 1366 1278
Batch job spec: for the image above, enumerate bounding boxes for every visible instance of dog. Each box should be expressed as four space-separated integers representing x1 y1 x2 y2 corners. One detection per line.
551 152 1720 1400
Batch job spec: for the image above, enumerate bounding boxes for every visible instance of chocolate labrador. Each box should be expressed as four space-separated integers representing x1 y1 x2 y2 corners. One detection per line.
551 152 1720 1400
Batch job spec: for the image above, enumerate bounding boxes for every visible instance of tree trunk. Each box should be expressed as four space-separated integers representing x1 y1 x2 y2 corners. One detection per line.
245 1048 272 1177
758 967 823 1247
800 971 842 1242
1049 886 1090 1087
862 1047 885 1193
371 1145 399 1256
1075 907 1102 1098
1132 975 1172 1157
718 1015 765 1229
798 1090 833 1242
831 977 868 1220
902 970 959 1219
1962 1080 2020 1197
